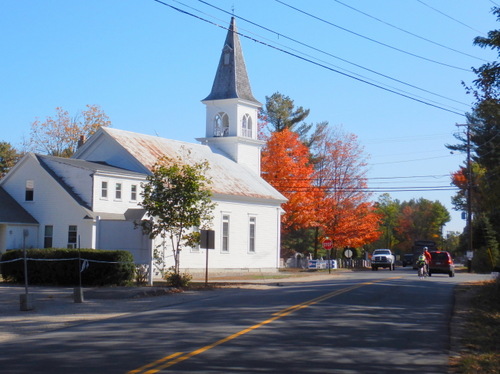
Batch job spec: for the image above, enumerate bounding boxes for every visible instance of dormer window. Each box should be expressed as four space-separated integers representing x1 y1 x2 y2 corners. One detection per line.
223 44 232 65
214 112 229 137
242 113 252 138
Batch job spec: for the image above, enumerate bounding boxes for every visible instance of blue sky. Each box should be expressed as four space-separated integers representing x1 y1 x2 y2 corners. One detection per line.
2 0 499 234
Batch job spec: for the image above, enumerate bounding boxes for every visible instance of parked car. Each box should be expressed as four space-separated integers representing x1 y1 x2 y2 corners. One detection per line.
402 254 413 267
429 251 455 277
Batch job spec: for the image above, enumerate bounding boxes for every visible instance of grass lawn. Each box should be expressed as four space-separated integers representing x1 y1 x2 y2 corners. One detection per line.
451 277 500 373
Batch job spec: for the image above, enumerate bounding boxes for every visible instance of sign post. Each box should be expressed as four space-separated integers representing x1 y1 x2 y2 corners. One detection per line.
201 230 215 286
344 248 353 269
322 238 333 274
20 229 33 311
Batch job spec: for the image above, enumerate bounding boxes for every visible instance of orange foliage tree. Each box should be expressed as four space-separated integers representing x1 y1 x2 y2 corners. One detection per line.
450 162 485 214
261 128 323 233
312 127 381 253
27 104 111 157
261 93 383 258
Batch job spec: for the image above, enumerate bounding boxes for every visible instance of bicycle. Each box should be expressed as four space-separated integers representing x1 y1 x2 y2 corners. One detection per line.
417 262 427 279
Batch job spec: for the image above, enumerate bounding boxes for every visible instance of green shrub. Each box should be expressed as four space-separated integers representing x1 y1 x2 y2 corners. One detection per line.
164 268 192 288
135 264 150 286
0 248 135 286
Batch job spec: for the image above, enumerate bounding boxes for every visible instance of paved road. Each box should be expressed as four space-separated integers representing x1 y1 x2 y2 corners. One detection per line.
0 269 494 373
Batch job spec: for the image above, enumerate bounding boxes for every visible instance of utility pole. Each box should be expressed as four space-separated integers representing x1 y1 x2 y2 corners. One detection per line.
466 124 473 267
456 123 473 270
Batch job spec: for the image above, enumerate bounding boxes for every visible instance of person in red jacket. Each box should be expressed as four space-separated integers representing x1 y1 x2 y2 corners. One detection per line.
423 247 432 274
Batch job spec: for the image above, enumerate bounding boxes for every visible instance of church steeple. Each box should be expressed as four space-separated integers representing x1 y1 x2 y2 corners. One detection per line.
198 17 264 175
203 17 260 104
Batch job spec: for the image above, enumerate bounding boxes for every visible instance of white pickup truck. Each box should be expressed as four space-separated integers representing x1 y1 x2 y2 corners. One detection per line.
371 249 395 271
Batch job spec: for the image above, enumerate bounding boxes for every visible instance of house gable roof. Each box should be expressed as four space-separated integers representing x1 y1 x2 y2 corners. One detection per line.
0 187 38 225
35 154 146 211
37 154 145 178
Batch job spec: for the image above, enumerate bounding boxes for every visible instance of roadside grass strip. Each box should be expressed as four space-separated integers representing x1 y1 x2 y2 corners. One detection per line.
127 276 401 374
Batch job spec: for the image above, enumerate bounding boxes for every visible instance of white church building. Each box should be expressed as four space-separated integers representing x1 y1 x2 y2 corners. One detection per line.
0 17 286 279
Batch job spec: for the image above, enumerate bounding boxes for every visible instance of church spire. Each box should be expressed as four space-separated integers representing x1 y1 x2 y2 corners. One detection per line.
198 16 263 175
203 17 259 104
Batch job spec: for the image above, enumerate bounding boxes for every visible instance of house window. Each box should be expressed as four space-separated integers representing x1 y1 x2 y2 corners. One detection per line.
25 180 34 201
249 216 256 253
242 114 252 138
214 112 229 137
101 181 108 198
115 183 122 200
131 184 137 201
222 215 230 252
67 225 77 249
44 225 53 248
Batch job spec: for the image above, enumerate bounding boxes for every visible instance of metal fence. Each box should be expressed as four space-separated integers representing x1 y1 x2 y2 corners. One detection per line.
283 256 370 270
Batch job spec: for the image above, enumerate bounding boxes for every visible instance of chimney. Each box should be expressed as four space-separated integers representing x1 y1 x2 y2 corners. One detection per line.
77 135 86 149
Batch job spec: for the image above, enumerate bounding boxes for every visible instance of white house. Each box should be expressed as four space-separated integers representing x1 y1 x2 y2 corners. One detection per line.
0 17 286 279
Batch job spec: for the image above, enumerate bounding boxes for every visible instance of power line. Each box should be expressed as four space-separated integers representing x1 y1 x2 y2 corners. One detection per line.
275 186 458 193
274 0 471 72
196 0 470 109
332 0 488 63
152 0 467 117
416 0 486 35
265 175 451 182
364 132 456 145
369 174 450 180
371 154 456 166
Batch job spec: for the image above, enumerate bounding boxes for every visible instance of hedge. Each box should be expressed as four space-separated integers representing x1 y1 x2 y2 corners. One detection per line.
0 248 135 286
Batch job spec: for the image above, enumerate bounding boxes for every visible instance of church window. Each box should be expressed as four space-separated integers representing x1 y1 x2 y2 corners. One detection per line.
222 214 230 252
191 227 200 253
248 216 256 253
242 113 252 138
214 112 229 137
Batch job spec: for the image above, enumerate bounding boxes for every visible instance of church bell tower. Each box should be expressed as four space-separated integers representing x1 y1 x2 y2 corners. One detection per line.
197 17 264 175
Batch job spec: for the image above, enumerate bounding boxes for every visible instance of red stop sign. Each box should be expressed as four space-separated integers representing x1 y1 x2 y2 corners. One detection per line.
322 238 333 250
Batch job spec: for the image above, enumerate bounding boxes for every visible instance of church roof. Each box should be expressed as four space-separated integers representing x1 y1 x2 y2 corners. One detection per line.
203 17 260 105
98 128 285 203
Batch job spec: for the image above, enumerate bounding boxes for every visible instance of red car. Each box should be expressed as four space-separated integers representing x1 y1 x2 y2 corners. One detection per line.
429 251 455 277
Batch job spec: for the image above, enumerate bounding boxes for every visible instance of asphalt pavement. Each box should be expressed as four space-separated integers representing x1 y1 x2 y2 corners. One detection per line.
0 268 495 348
0 271 338 343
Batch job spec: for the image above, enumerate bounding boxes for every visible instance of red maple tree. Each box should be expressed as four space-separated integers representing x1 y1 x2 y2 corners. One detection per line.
313 129 381 250
261 128 323 232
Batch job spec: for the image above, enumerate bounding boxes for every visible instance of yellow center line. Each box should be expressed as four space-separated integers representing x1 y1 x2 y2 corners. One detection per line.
127 276 401 374
127 352 184 374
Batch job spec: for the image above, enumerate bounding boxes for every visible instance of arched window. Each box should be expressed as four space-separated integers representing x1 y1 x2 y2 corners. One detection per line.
242 113 252 138
214 112 229 137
